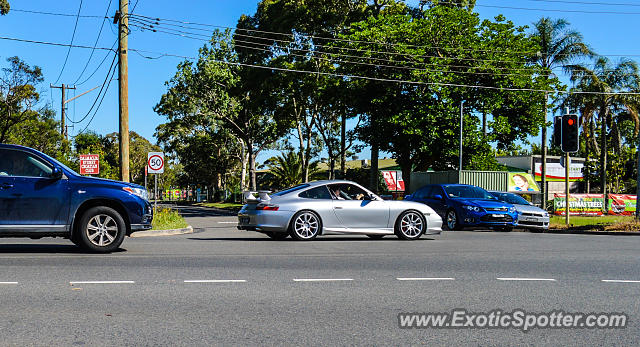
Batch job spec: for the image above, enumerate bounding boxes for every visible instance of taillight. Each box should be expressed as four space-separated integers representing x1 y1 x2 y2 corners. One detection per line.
256 204 279 211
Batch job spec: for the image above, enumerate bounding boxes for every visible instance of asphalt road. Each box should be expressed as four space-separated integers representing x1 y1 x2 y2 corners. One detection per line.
0 205 639 346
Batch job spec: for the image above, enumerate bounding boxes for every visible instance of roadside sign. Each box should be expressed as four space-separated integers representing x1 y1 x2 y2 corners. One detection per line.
79 154 99 175
147 152 164 174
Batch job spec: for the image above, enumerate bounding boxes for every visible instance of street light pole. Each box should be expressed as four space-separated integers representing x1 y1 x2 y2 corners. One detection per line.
459 100 465 172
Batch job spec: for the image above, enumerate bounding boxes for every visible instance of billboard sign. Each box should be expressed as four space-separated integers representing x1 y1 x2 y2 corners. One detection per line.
79 154 99 175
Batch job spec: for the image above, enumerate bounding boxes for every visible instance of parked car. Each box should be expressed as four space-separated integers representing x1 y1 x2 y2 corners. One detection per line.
0 144 153 252
404 184 517 231
237 180 442 240
489 191 549 230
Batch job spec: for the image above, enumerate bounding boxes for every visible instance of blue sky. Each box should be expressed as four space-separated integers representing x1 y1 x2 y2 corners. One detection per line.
1 0 639 163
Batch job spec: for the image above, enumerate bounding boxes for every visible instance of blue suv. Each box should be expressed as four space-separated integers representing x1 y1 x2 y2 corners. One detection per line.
0 144 153 252
404 184 517 231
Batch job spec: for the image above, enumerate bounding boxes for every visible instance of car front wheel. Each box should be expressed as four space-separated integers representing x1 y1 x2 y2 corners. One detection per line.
395 210 425 240
76 206 126 252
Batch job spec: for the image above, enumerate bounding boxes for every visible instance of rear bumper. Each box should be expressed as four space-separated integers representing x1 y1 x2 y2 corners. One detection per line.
237 210 294 233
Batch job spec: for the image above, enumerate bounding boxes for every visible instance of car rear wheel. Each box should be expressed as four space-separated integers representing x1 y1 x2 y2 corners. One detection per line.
445 209 460 231
265 231 289 240
289 211 321 241
395 210 425 240
76 206 126 252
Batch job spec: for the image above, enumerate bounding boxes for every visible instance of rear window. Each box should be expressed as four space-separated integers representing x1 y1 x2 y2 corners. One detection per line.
299 186 332 200
272 184 310 196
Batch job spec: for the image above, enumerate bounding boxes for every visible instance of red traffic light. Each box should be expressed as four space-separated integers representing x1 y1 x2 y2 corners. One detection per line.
567 119 575 126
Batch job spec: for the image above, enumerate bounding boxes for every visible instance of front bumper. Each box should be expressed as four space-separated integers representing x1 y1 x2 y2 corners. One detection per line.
459 209 517 227
516 215 550 230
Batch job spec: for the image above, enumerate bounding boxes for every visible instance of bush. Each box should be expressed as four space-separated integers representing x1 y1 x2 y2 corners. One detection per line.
152 208 188 230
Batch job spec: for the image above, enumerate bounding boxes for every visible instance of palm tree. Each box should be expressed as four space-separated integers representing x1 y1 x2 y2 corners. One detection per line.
567 57 640 208
531 17 593 208
264 151 323 189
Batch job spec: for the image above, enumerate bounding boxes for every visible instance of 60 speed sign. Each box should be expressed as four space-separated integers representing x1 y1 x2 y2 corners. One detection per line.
147 152 165 174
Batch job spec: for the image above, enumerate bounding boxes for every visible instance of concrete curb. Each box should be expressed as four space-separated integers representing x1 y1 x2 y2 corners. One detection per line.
130 226 194 238
543 229 640 236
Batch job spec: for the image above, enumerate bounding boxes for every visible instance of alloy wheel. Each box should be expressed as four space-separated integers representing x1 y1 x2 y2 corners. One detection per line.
400 212 424 237
293 212 319 239
85 214 119 247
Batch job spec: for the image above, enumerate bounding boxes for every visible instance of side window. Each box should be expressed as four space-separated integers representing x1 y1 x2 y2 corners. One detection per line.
298 186 332 200
416 186 432 199
329 184 369 201
429 186 444 199
0 149 52 178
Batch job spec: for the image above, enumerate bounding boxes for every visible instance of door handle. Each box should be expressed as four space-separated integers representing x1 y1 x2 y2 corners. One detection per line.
334 206 343 209
1 183 13 189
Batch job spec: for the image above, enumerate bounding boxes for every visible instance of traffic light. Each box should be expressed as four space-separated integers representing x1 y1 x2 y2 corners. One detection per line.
552 116 562 147
561 114 579 153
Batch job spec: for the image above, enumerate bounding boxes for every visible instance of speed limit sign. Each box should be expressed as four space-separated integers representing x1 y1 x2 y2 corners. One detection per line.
147 152 165 174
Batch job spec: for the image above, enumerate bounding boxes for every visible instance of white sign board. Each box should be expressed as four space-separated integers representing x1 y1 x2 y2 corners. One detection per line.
147 152 165 174
535 162 583 180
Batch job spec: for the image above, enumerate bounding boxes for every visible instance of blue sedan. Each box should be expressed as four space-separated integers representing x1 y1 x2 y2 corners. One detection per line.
404 184 517 231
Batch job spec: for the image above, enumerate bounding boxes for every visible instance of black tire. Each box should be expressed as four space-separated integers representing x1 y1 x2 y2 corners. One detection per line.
445 209 460 231
289 211 322 241
367 234 385 240
394 210 426 240
265 231 289 240
75 206 126 252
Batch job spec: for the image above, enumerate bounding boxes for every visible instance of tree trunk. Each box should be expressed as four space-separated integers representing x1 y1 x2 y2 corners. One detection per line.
369 141 379 193
340 113 346 178
482 111 487 138
248 144 257 191
240 140 247 191
541 92 548 209
601 107 609 212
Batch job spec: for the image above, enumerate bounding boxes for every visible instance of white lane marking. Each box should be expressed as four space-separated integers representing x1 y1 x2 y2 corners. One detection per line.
217 222 238 224
293 278 354 282
497 278 556 282
0 282 18 285
184 280 247 283
69 281 135 284
397 277 455 281
602 280 640 283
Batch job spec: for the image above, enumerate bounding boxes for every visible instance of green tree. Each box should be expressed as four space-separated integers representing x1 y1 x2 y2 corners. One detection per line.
0 57 44 143
0 0 9 15
566 57 640 202
263 151 322 189
530 17 593 205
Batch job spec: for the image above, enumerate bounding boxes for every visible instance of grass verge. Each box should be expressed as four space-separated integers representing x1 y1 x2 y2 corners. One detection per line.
194 202 244 210
549 215 640 232
152 207 189 231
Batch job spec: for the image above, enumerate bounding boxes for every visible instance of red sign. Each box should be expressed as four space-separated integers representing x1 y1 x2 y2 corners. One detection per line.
79 154 99 175
382 170 405 191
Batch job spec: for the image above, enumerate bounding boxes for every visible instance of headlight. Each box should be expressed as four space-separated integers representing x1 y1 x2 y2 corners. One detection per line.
462 205 481 212
123 187 149 201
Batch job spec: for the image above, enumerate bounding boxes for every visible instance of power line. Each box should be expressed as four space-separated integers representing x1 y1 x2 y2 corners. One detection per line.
128 47 640 96
76 40 118 86
68 54 117 125
76 62 118 135
73 0 114 85
10 8 106 18
53 0 83 85
0 35 116 51
525 0 640 6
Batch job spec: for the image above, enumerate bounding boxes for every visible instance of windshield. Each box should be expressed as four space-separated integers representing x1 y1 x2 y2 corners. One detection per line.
491 192 531 205
443 185 496 200
272 184 310 196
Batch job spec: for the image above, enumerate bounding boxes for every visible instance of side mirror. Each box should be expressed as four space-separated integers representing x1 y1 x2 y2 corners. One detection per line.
50 167 63 180
433 194 443 201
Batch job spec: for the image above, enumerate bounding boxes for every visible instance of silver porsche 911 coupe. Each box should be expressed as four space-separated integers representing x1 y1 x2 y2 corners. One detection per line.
237 180 442 240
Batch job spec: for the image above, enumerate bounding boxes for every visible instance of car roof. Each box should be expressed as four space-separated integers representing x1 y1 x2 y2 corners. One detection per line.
0 143 35 151
305 180 362 187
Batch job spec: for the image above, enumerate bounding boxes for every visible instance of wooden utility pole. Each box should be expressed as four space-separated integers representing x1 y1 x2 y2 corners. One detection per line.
50 83 76 139
117 0 130 182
